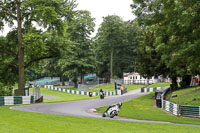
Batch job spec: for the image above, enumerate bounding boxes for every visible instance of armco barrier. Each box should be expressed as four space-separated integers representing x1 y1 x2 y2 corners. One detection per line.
141 86 200 118
0 96 34 106
160 87 181 116
141 86 170 93
180 105 200 118
44 85 118 96
162 100 179 116
160 87 200 118
162 99 200 118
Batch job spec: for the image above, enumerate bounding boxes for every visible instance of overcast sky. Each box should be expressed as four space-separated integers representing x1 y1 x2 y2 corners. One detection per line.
76 0 135 36
0 0 135 36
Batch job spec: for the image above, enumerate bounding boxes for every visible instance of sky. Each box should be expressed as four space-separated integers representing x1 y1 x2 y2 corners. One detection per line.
0 0 135 36
76 0 135 36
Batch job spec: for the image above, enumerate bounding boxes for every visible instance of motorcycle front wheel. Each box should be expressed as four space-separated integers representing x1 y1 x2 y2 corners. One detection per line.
110 111 117 118
102 112 106 117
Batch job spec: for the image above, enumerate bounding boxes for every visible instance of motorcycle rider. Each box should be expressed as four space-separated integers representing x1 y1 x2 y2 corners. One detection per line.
99 89 104 99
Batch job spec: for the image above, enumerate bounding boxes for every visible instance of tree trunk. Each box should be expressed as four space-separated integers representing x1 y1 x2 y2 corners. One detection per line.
17 0 25 93
74 73 78 88
110 46 113 81
171 76 178 90
182 75 191 86
80 72 84 84
147 78 149 85
61 75 65 86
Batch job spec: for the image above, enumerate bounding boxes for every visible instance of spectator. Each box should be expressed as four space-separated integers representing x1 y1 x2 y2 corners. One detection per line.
120 86 124 95
195 76 199 85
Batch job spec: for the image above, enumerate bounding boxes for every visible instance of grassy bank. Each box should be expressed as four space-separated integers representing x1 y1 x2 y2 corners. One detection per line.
168 86 200 106
146 82 171 88
63 87 78 91
47 82 171 93
30 88 97 103
96 93 200 125
87 84 144 92
0 106 200 133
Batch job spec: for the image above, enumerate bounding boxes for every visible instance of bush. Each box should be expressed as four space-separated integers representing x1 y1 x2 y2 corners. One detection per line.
0 83 13 96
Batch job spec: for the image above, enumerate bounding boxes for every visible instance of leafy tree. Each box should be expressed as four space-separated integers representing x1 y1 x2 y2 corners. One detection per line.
95 16 139 79
0 83 12 96
118 21 140 74
0 0 76 92
131 0 200 88
95 15 124 79
0 35 18 86
136 27 170 82
58 10 96 87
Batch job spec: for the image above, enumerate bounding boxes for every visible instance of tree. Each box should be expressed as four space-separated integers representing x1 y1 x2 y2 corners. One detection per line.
136 27 170 82
0 0 76 93
131 0 200 88
58 10 96 87
95 15 124 79
95 16 140 79
0 35 18 86
118 21 140 74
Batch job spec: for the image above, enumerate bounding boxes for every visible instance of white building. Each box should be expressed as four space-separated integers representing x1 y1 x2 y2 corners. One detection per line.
123 72 170 85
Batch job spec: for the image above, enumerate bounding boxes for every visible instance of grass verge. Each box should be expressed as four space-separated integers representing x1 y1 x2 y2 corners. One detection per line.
146 82 171 88
167 86 200 106
96 93 200 125
0 106 200 133
63 87 78 91
88 84 144 92
30 88 97 103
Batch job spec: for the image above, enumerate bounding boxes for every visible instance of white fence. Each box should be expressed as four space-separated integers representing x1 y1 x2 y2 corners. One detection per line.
44 85 118 96
162 100 179 116
0 96 34 106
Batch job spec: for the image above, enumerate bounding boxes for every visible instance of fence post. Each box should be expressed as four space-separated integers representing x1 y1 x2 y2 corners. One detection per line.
178 105 181 116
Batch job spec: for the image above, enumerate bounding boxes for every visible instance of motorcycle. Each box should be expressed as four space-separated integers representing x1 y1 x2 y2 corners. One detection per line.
102 103 122 118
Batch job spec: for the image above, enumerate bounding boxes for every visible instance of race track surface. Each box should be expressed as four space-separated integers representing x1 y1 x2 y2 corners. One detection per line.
11 89 200 127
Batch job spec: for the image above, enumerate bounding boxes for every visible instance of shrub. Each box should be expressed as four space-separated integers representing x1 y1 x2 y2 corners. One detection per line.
0 83 13 96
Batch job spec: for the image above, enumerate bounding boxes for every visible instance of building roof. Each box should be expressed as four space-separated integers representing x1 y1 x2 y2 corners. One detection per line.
123 73 140 77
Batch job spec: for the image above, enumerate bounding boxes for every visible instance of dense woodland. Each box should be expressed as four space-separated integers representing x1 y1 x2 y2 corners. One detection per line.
0 0 200 95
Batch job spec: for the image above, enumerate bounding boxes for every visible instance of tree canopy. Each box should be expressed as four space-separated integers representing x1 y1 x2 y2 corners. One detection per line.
0 0 76 91
94 15 140 79
58 10 96 87
131 0 200 88
1 0 200 93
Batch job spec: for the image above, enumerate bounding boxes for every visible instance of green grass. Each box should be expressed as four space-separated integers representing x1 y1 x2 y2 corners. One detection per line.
146 82 171 88
125 84 144 91
51 84 143 93
96 93 200 125
30 88 97 103
168 86 200 106
63 87 78 91
0 106 200 133
88 84 144 92
87 83 115 92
